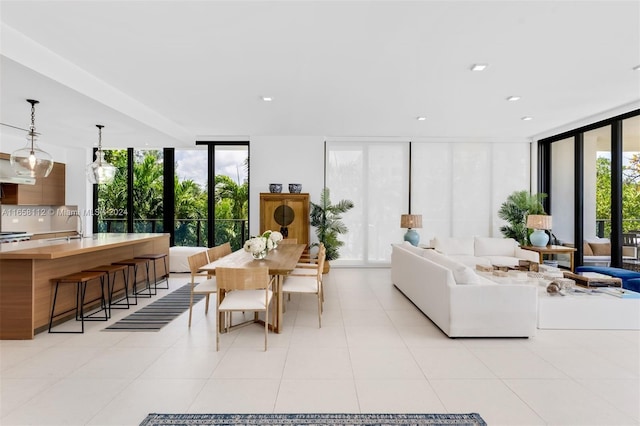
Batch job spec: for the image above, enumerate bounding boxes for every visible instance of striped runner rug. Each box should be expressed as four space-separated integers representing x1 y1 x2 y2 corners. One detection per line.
140 413 487 425
104 285 205 331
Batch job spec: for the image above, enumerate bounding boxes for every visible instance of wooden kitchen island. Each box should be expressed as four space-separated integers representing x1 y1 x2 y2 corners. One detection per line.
0 233 169 339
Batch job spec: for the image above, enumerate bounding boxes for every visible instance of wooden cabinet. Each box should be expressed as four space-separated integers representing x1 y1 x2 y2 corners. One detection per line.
0 162 65 205
260 193 310 247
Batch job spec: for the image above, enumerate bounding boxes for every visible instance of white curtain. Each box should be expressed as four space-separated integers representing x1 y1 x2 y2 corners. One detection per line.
326 141 530 265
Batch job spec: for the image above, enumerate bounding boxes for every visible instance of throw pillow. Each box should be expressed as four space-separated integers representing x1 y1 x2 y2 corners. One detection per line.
432 237 475 256
583 242 594 256
589 243 611 256
422 249 480 284
474 237 517 257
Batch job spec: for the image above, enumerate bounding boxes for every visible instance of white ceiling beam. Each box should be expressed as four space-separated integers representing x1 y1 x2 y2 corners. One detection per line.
0 23 193 143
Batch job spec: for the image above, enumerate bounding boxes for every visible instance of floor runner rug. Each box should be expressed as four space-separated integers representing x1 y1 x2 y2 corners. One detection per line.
104 285 204 331
139 413 487 426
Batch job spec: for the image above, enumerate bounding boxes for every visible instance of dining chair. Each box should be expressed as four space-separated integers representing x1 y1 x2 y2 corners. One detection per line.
187 251 217 327
282 243 326 327
215 266 274 351
207 242 232 263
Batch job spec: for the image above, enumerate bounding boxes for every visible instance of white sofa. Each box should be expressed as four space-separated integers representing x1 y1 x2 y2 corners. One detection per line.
391 242 538 337
430 236 539 268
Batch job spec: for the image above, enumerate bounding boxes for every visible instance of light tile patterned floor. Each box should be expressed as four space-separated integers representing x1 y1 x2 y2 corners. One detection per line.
1 268 638 425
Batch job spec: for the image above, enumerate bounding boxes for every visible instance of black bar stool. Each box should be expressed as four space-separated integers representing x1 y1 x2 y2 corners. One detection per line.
84 264 130 315
135 253 169 291
49 270 108 334
113 258 152 304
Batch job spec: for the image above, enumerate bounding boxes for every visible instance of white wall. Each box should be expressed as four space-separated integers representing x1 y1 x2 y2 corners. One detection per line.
249 135 325 241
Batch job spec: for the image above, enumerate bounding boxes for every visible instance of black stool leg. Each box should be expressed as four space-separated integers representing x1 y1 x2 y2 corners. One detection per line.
49 282 61 333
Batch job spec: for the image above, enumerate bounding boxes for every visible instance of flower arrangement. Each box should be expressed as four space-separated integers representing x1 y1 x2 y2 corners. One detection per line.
243 230 283 259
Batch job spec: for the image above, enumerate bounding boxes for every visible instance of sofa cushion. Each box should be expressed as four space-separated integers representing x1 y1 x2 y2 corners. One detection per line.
589 243 611 256
432 237 475 256
583 242 594 256
423 249 480 285
474 237 517 257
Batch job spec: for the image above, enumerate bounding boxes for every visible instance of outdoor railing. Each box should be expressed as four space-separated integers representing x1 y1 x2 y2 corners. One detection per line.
97 218 249 249
595 219 640 238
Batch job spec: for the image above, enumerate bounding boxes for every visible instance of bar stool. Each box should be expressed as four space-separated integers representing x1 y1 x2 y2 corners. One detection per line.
113 258 152 304
83 264 130 315
49 270 108 334
135 253 169 291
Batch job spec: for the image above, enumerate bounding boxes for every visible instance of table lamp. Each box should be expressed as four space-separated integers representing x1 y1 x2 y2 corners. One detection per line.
526 214 552 247
401 214 422 246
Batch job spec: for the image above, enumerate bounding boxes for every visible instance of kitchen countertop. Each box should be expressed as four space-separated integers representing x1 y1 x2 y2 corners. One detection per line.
0 233 168 259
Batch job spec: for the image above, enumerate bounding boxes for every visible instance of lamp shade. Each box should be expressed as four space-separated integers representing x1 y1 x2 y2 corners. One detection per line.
86 124 117 184
526 214 552 230
400 214 422 229
10 99 53 178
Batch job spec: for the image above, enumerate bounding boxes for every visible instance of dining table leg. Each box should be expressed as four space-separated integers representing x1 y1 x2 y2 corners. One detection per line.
274 274 283 333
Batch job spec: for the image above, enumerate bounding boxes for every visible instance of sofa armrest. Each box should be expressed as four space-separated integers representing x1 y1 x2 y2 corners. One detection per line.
515 247 539 263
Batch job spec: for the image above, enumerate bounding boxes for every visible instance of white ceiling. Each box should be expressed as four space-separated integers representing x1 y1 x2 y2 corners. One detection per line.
1 0 639 149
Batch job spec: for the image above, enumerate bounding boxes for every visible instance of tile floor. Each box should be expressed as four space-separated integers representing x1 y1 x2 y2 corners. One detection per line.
1 268 638 426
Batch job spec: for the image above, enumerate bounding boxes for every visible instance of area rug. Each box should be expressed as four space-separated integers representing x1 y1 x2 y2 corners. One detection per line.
104 285 204 331
139 413 487 426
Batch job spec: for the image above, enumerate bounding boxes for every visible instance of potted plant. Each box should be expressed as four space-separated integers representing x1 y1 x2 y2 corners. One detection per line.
310 188 354 273
498 190 547 246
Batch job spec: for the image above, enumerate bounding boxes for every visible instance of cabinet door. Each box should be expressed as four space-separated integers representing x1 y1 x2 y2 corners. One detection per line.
260 193 309 247
41 163 65 205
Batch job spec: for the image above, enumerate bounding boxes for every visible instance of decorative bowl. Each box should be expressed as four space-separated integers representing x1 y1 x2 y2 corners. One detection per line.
288 183 302 193
269 184 282 193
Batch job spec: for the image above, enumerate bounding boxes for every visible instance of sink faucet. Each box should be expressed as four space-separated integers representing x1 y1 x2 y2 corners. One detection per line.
66 211 84 239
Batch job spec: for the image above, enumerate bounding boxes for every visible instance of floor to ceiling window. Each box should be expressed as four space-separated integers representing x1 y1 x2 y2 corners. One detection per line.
550 137 575 245
133 149 164 233
583 126 612 239
96 149 128 233
212 144 249 251
174 148 208 246
96 142 249 250
325 141 409 265
325 140 530 265
539 109 640 267
622 116 640 234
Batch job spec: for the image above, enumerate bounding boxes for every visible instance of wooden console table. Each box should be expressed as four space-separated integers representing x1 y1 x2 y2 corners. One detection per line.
521 245 576 272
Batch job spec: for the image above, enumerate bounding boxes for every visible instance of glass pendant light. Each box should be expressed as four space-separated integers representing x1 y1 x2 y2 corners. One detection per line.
10 99 54 178
86 124 117 184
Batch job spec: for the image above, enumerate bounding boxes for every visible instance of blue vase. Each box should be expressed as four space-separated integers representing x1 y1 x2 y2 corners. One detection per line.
529 229 549 247
404 229 420 246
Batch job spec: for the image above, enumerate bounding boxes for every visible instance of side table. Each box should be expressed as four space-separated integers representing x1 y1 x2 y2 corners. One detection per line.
521 245 576 272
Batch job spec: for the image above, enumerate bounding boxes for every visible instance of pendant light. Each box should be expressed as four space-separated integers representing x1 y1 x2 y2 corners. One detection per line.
86 124 117 184
10 99 54 178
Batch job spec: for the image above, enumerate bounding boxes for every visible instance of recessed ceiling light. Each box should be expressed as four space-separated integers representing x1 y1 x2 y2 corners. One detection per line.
470 63 488 71
633 65 640 71
416 116 427 121
261 96 273 102
521 116 533 121
506 96 521 101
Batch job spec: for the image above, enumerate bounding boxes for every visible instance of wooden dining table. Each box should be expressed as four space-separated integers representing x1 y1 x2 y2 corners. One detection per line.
198 243 306 333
